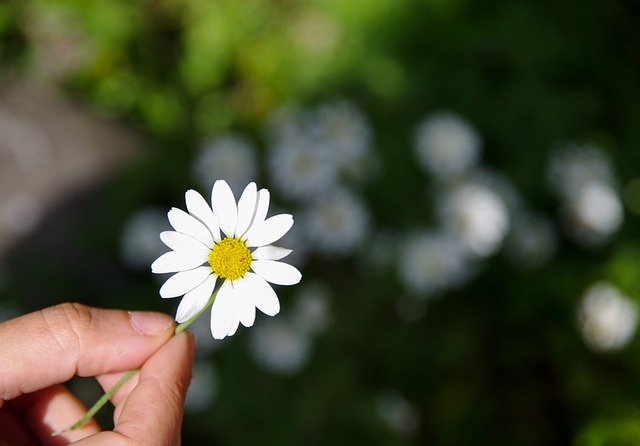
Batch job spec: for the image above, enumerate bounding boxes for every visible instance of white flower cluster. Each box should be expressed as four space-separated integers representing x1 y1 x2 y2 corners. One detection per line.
264 100 372 260
115 96 636 414
404 111 555 297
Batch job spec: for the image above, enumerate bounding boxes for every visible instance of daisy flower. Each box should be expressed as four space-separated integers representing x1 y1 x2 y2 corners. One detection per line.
578 282 638 352
414 111 482 179
151 180 302 340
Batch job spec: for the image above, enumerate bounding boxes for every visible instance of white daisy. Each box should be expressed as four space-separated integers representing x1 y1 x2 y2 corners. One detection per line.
301 187 370 255
267 136 337 202
152 180 302 340
578 282 638 352
564 180 623 245
399 231 475 296
436 181 510 258
414 111 482 179
265 105 338 202
314 99 372 179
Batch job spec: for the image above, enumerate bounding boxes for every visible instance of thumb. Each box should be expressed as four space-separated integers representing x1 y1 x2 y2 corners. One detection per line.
0 303 175 401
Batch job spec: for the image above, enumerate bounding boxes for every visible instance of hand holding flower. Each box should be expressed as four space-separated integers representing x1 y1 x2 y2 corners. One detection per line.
0 304 194 445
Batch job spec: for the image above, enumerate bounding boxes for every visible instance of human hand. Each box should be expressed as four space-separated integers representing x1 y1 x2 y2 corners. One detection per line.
0 303 195 445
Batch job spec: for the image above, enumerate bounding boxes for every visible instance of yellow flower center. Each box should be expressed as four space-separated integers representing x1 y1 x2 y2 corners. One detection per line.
208 237 252 280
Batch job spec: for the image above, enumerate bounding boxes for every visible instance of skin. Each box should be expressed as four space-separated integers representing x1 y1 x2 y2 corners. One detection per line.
0 303 195 446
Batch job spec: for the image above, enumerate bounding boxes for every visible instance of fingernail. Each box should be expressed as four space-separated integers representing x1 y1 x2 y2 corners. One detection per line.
128 311 173 335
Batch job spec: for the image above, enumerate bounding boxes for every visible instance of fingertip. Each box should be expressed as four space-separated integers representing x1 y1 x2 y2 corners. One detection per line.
128 311 175 336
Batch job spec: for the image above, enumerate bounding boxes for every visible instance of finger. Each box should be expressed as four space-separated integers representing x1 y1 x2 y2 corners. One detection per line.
74 332 195 446
115 332 194 441
4 385 100 445
0 303 175 401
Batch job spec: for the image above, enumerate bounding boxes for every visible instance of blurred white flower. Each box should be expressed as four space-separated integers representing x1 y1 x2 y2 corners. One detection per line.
249 316 311 375
314 100 372 179
547 143 614 201
565 181 623 244
268 136 336 202
152 181 301 340
291 282 332 336
376 390 421 436
578 282 638 352
120 207 171 270
399 231 474 296
185 360 218 413
505 213 557 268
192 135 257 196
301 187 369 255
547 143 623 247
437 181 510 257
414 111 481 179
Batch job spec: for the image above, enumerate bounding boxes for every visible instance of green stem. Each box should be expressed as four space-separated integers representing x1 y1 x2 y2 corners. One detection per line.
56 290 218 435
57 369 138 434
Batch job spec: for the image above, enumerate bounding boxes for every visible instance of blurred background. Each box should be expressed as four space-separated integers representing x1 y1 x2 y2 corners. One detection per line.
1 0 640 444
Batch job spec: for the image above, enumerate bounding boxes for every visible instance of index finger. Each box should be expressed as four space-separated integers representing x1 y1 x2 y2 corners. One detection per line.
0 303 175 401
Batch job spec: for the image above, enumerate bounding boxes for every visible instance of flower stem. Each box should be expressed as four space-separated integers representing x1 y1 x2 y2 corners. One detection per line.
56 290 218 435
55 369 138 435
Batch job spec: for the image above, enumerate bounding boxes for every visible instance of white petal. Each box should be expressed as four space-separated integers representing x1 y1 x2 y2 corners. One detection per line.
251 245 292 261
159 266 213 298
160 231 210 257
233 277 257 327
168 208 214 247
210 280 238 339
235 182 258 237
226 315 240 337
251 260 302 285
151 250 208 274
185 189 221 242
212 180 238 238
242 272 280 316
175 275 217 323
245 214 294 247
253 189 270 227
239 302 256 327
